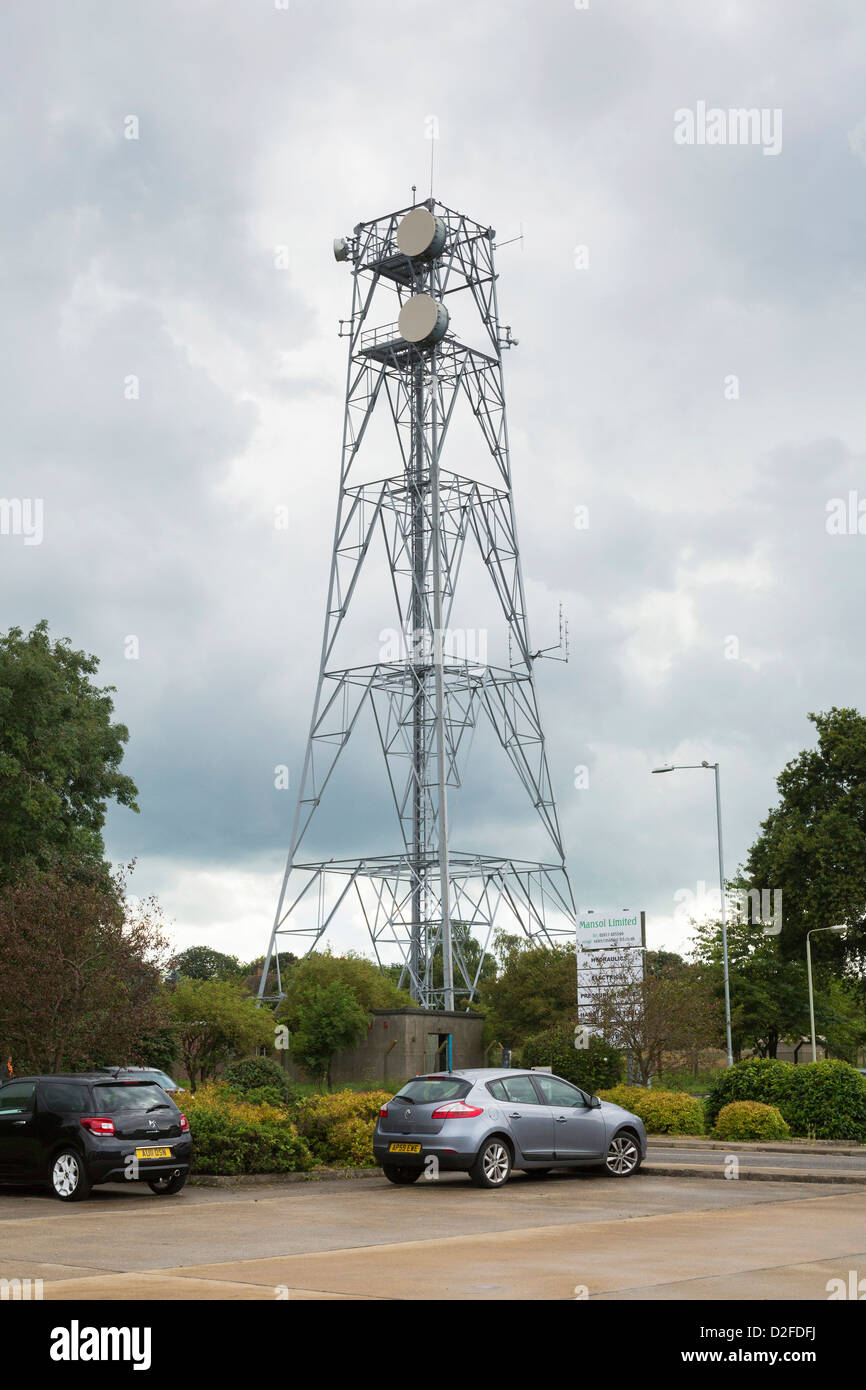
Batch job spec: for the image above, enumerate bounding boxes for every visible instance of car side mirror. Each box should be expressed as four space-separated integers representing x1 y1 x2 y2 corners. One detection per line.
587 1095 601 1108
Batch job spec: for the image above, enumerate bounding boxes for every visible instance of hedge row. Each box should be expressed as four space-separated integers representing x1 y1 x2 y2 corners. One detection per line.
177 1084 313 1174
601 1060 866 1142
179 1058 866 1173
294 1089 391 1167
705 1059 866 1141
177 1083 391 1174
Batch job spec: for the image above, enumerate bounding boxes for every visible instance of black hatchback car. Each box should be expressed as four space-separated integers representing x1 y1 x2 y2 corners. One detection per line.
0 1073 192 1201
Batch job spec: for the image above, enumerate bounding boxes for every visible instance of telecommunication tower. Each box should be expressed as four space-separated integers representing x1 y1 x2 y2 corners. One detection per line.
258 197 576 1009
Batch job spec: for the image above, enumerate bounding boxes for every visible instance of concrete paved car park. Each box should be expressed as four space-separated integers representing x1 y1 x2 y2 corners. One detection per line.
2 1162 866 1301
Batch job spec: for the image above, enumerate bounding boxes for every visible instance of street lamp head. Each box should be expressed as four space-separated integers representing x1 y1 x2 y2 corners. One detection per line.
651 764 675 774
807 923 847 943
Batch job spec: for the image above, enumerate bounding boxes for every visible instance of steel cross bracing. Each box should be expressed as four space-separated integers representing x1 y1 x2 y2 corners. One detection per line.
258 198 576 1009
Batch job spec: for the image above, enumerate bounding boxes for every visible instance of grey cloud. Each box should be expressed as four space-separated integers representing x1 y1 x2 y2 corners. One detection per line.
2 0 864 953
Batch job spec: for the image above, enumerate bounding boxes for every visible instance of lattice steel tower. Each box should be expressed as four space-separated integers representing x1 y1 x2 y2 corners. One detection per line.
258 197 576 1008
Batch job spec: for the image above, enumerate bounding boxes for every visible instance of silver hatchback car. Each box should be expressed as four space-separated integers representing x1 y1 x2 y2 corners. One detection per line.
374 1068 647 1189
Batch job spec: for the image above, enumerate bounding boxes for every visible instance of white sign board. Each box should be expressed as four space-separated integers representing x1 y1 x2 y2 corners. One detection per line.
577 949 643 1010
576 908 642 952
577 948 629 975
576 909 645 1022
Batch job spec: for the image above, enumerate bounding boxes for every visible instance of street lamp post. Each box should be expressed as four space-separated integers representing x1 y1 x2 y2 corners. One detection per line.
806 925 846 1063
652 760 734 1068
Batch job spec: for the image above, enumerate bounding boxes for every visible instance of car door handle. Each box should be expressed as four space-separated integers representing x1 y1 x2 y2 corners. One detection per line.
508 1112 521 1118
555 1116 568 1123
12 1120 26 1127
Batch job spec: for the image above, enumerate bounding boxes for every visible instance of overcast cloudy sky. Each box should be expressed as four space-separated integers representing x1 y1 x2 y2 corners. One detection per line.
3 0 865 965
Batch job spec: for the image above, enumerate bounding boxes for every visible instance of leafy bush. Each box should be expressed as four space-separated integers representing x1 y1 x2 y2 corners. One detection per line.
176 1083 313 1175
223 1057 295 1101
597 1084 648 1111
240 1084 296 1110
705 1058 866 1141
631 1090 705 1135
327 1117 378 1167
652 1067 725 1096
713 1101 791 1142
176 1083 396 1174
782 1060 866 1141
599 1085 704 1134
520 1025 623 1093
295 1089 390 1166
704 1058 794 1129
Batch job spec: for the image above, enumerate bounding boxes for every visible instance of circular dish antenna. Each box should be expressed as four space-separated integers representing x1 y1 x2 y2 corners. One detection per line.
396 208 447 260
398 293 450 347
333 237 350 262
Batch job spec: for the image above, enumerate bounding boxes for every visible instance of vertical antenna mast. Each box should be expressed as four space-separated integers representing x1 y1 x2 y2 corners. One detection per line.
258 198 576 1008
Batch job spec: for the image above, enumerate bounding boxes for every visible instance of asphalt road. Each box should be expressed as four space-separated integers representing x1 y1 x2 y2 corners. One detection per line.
1 1166 864 1300
646 1143 866 1173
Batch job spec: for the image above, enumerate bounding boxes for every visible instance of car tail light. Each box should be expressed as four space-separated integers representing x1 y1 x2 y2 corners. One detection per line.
179 1114 190 1132
80 1116 115 1135
431 1101 484 1119
379 1105 388 1118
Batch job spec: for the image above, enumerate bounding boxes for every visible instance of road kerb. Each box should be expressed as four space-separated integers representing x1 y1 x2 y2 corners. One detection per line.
642 1160 866 1185
649 1136 865 1158
188 1167 383 1188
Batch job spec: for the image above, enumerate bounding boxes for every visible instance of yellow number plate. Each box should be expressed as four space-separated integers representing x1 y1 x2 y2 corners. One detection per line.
388 1142 421 1154
135 1147 172 1159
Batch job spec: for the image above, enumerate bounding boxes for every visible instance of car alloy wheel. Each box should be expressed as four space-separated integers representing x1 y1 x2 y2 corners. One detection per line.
51 1149 90 1201
605 1133 641 1176
470 1138 512 1189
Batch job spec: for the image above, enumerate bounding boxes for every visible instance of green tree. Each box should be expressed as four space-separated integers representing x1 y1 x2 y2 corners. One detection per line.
289 981 370 1088
744 708 866 964
477 936 577 1049
521 1025 623 1092
0 622 138 879
0 857 169 1074
583 954 720 1085
816 977 866 1062
166 978 275 1090
169 946 244 982
275 952 412 1086
276 950 412 1025
645 949 689 977
692 917 808 1059
691 915 865 1061
132 1014 180 1073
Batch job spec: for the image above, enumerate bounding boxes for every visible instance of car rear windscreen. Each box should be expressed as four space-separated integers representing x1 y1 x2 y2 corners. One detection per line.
394 1077 472 1104
92 1083 176 1112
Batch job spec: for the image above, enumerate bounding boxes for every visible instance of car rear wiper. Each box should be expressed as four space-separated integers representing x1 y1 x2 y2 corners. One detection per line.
146 1103 171 1112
